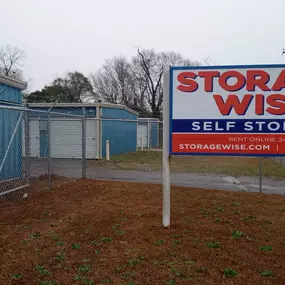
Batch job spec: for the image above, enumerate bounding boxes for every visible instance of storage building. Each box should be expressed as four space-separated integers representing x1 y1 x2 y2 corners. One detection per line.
26 103 138 159
0 75 26 181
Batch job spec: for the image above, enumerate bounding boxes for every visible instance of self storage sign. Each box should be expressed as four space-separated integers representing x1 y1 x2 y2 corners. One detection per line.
170 65 285 156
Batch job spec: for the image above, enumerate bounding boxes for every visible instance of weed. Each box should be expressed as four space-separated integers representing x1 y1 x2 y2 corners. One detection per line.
155 239 164 246
170 267 183 277
137 213 144 217
21 239 29 245
56 241 64 246
185 260 196 266
118 230 126 236
260 245 272 252
165 281 176 285
183 229 192 234
214 218 221 222
115 265 126 273
120 217 127 221
82 277 95 285
55 252 65 261
232 211 240 215
78 265 91 273
216 206 224 212
83 258 91 263
73 275 82 281
223 268 237 277
72 243 81 250
232 201 241 206
12 273 22 279
122 271 136 279
196 267 207 273
242 216 256 221
51 235 59 241
232 230 246 239
261 270 274 277
91 240 99 246
259 225 266 229
206 242 221 248
172 234 181 238
173 240 181 246
34 265 51 276
30 232 41 239
95 250 100 254
101 237 112 242
127 260 138 268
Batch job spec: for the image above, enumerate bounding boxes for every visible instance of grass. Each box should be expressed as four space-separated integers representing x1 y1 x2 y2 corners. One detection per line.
206 242 221 248
100 237 112 242
223 268 238 277
232 230 246 239
12 273 21 279
71 243 81 250
155 239 164 246
34 265 51 276
261 270 274 277
89 151 285 178
260 245 273 252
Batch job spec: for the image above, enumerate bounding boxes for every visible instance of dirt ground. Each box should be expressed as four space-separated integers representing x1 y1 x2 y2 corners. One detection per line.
1 180 285 285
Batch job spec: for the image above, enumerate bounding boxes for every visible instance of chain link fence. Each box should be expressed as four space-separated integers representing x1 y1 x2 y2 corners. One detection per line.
1 104 285 205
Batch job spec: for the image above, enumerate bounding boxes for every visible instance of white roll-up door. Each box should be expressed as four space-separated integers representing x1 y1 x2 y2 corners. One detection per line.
50 118 96 159
137 124 148 148
22 119 40 157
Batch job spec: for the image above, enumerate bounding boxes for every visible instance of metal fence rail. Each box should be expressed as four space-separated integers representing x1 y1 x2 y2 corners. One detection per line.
1 104 285 205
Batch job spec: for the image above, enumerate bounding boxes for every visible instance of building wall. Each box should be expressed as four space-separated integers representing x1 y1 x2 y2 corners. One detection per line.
0 83 23 181
27 105 138 159
102 107 137 157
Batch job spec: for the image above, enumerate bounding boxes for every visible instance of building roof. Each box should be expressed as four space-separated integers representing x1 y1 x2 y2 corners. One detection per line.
27 102 139 116
0 74 27 90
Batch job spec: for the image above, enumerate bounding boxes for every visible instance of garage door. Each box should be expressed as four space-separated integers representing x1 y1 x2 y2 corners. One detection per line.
50 119 96 159
22 119 40 157
137 124 148 148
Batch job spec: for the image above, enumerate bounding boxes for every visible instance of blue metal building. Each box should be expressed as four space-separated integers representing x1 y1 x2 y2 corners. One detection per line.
0 75 26 181
27 103 138 159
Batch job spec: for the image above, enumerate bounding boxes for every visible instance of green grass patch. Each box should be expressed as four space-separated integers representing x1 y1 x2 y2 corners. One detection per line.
34 265 51 276
72 243 81 250
206 242 221 248
155 239 164 246
260 245 273 252
260 270 274 277
12 273 22 279
232 230 246 239
223 268 237 277
101 237 113 242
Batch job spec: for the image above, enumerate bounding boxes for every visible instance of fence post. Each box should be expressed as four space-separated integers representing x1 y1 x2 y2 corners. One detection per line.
47 112 52 189
147 119 150 148
259 157 263 193
140 137 144 151
24 107 30 185
106 140 110 161
82 107 86 179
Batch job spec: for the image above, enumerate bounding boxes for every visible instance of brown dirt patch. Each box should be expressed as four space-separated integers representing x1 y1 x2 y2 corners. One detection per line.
1 180 285 285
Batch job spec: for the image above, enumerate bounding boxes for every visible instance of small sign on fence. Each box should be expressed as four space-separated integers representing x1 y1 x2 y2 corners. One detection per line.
162 64 285 227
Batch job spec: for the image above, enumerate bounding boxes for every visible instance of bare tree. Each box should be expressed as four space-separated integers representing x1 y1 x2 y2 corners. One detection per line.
133 48 200 118
0 45 25 80
91 56 133 105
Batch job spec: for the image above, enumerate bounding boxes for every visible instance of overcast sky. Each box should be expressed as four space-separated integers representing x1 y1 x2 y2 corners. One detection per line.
2 0 284 91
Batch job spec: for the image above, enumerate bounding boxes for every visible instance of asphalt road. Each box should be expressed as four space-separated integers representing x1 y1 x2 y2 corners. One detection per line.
29 158 285 195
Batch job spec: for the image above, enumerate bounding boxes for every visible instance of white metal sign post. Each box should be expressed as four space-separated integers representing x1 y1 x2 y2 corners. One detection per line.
163 65 171 228
163 64 285 228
